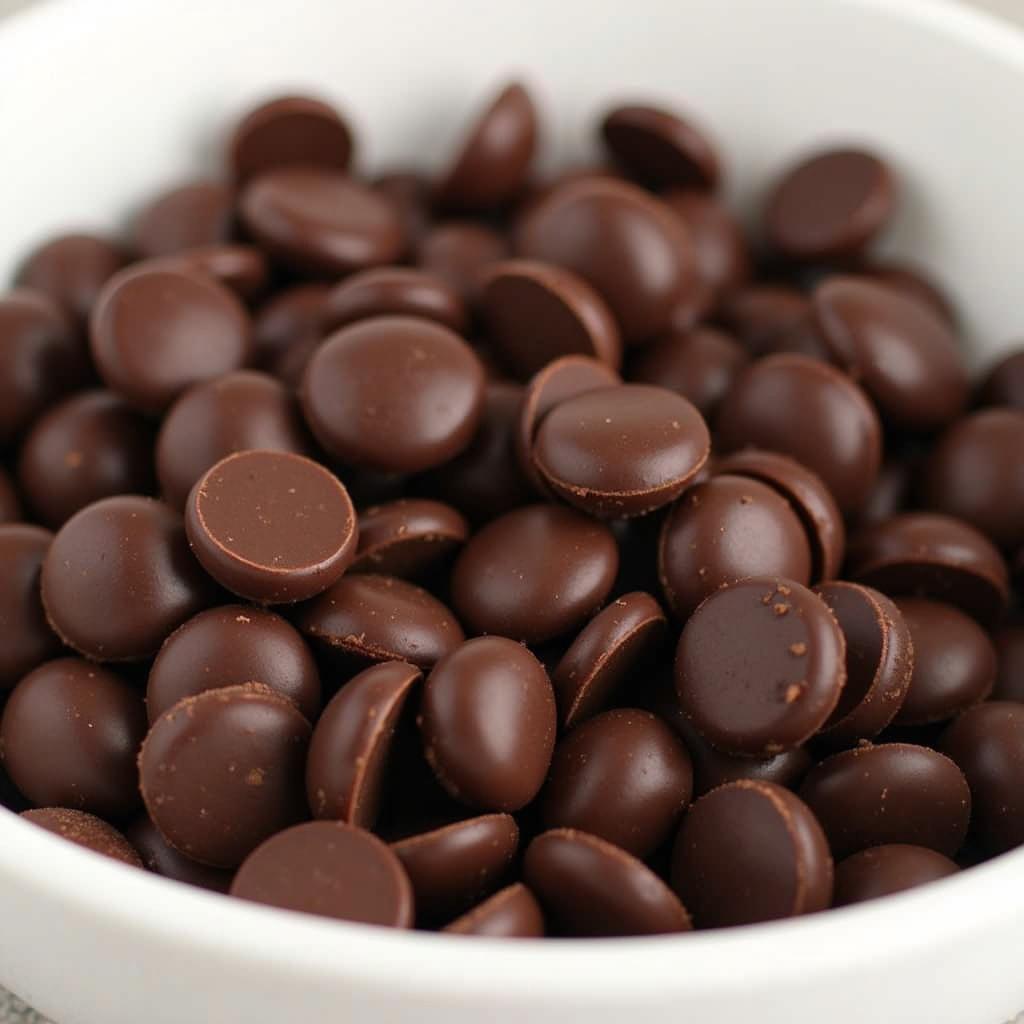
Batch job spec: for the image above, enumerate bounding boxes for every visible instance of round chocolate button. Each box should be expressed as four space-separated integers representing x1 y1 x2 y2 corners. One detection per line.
125 814 232 892
42 496 215 662
185 450 357 604
451 505 618 644
147 604 321 723
301 316 485 474
676 576 845 757
421 637 556 812
443 883 545 938
718 284 812 357
671 780 833 928
833 844 958 906
21 808 143 867
133 180 235 259
351 499 468 580
532 384 710 518
155 243 269 301
252 283 330 385
799 743 971 859
231 820 414 928
139 682 311 868
1 657 147 818
416 222 509 303
524 828 691 937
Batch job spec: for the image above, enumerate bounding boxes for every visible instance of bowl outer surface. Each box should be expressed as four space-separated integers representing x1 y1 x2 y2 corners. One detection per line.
2 2 1024 1023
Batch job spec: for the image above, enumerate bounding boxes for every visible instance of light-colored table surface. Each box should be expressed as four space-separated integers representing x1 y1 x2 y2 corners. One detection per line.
1 0 1023 1020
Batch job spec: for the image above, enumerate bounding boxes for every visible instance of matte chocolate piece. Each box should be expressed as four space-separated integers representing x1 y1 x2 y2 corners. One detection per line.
658 476 812 620
133 180 235 259
89 264 252 414
676 577 845 756
940 702 1024 856
418 383 534 524
833 844 958 906
139 682 311 868
416 222 509 303
18 390 157 527
351 499 468 579
479 259 622 378
716 353 882 515
157 370 311 510
978 348 1024 409
230 95 353 182
434 82 537 211
628 325 749 421
185 450 357 604
515 177 696 344
0 289 88 444
240 168 404 277
231 820 414 928
125 814 233 892
421 637 556 812
799 742 971 858
443 883 545 938
147 604 321 723
765 148 895 261
451 505 618 644
532 384 710 518
296 573 464 670
524 828 691 937
671 780 833 928
542 708 692 857
16 233 128 325
992 625 1024 703
553 591 667 729
923 409 1024 550
515 355 622 496
160 243 269 301
715 449 845 582
0 525 62 689
323 267 468 335
717 284 812 357
42 495 215 661
813 582 913 744
601 104 720 191
252 283 330 385
1 657 146 817
0 467 21 524
392 814 519 923
306 661 420 827
301 316 485 473
812 276 969 432
847 512 1009 626
21 808 142 867
893 598 994 725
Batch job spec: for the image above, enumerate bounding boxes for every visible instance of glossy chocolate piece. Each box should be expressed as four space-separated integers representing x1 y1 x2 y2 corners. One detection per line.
139 683 311 868
862 263 957 327
231 820 414 928
671 780 833 928
125 814 233 892
716 353 882 515
185 450 357 604
306 661 420 827
847 512 1009 626
799 742 971 858
717 284 812 357
41 495 215 661
992 625 1024 703
443 883 545 938
533 384 710 518
351 499 468 579
147 604 321 723
676 577 845 756
21 808 142 867
133 180 235 259
421 637 556 812
1 657 146 817
392 814 519 923
978 348 1024 409
301 316 485 473
451 505 618 644
542 708 692 857
90 264 252 415
416 222 509 303
296 573 464 670
159 243 269 301
524 828 691 937
658 476 812 620
251 283 330 384
893 598 994 725
833 844 958 906
18 390 157 527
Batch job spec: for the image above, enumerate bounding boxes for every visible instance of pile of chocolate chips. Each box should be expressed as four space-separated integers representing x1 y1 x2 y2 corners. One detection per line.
1 80 1023 939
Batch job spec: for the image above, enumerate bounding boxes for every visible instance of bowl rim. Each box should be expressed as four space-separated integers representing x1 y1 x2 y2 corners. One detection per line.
2 0 1024 1005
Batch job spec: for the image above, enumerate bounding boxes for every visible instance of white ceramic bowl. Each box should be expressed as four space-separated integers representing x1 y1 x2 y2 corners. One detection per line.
1 1 1023 1022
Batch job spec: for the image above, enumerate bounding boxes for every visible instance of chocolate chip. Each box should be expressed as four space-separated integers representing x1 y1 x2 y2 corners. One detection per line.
443 883 545 938
133 180 235 259
21 808 142 867
833 844 958 906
